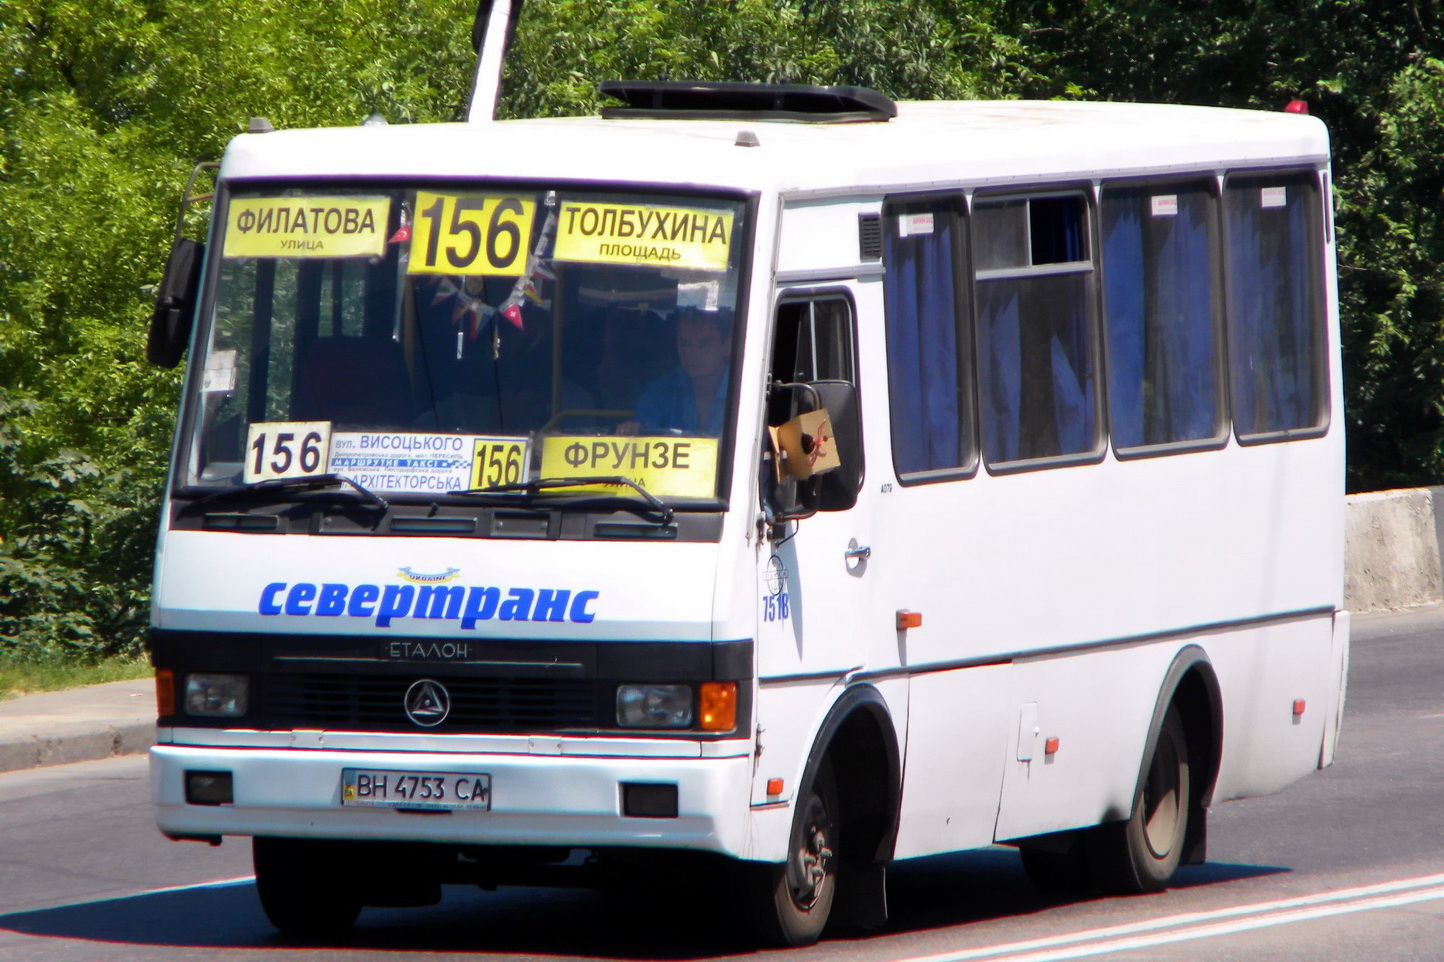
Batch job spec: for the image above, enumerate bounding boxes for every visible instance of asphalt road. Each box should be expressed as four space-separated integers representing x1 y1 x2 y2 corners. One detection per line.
2 606 1442 961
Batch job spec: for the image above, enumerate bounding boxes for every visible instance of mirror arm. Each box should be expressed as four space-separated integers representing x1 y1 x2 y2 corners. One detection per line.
769 379 821 411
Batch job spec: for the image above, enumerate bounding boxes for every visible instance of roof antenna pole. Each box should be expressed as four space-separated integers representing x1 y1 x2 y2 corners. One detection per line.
467 0 521 123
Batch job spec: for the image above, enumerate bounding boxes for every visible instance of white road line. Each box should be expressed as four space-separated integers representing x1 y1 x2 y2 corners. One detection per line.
897 872 1444 962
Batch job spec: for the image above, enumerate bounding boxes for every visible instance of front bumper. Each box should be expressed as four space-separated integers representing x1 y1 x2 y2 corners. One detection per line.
151 739 755 857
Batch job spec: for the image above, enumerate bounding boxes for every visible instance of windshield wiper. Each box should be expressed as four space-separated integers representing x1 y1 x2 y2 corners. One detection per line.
186 473 390 512
452 476 674 525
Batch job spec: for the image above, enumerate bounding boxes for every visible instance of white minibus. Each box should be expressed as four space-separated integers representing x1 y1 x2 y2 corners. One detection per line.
146 28 1346 946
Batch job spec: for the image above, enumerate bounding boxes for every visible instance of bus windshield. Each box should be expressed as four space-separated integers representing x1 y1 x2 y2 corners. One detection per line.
180 185 747 504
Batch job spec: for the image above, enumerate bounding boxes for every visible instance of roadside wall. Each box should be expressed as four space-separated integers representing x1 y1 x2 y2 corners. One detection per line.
1346 487 1444 612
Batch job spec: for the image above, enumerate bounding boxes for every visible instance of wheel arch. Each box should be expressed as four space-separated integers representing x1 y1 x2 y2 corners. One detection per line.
799 683 902 867
1138 645 1223 866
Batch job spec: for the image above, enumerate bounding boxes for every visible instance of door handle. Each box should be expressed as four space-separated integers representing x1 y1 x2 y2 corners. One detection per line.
844 543 871 561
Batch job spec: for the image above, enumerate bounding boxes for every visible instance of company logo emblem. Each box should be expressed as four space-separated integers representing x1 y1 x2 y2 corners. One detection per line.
765 554 788 597
398 567 461 585
404 679 451 727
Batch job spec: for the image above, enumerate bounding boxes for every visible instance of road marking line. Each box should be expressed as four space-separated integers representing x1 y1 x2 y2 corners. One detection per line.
898 872 1444 962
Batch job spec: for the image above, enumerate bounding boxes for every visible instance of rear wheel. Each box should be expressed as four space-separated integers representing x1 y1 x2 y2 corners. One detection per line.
755 761 839 946
1089 705 1191 894
252 837 363 941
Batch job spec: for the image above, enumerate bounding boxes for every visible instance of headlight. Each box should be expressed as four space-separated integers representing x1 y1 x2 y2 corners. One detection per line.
616 684 693 728
184 673 249 717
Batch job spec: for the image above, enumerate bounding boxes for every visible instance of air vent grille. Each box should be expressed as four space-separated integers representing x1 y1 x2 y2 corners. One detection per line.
858 214 883 261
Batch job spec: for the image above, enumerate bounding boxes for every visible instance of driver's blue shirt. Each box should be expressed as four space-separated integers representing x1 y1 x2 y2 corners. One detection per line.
632 369 729 435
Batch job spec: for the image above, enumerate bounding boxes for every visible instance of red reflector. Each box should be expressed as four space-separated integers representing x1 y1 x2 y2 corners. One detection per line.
1284 99 1309 114
1044 737 1060 755
1293 699 1307 716
896 610 923 631
766 778 784 797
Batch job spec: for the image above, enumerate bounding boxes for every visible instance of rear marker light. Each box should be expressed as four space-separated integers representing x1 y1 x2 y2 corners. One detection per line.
1044 737 1060 755
1293 699 1307 716
767 778 784 797
897 610 923 631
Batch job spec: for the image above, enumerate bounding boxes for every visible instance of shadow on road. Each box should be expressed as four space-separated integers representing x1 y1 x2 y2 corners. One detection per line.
0 850 1290 959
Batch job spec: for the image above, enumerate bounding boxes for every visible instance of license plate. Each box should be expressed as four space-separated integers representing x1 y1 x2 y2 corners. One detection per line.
341 768 491 811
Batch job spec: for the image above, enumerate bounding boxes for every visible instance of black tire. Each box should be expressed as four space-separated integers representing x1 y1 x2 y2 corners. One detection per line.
1088 705 1191 894
252 837 363 941
755 760 839 947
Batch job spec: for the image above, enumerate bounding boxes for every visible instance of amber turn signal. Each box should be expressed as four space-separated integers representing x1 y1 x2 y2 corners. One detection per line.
155 669 175 717
699 682 737 732
897 610 923 630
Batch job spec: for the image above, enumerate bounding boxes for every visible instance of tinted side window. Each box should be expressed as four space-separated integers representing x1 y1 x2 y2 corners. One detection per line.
1223 173 1327 439
772 299 853 383
882 199 973 479
974 193 1099 466
1101 182 1224 450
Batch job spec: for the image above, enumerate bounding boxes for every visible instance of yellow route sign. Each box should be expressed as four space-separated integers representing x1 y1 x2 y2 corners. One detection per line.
554 202 734 271
223 196 390 258
408 192 536 276
540 435 719 499
469 438 528 490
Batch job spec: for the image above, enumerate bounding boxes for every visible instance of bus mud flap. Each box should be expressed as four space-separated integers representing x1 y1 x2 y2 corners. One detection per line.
833 863 887 928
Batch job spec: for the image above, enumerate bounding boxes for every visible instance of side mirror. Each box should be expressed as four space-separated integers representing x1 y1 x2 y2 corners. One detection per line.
809 380 861 512
764 379 862 522
147 237 203 368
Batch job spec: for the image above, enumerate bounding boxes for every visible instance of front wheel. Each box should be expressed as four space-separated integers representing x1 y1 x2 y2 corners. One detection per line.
252 837 363 941
754 761 839 946
1089 705 1191 894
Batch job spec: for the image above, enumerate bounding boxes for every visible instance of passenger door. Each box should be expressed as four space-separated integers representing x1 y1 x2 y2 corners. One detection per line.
754 287 875 681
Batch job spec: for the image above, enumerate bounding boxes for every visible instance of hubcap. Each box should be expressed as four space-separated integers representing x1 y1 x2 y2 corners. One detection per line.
787 796 834 909
1141 732 1181 858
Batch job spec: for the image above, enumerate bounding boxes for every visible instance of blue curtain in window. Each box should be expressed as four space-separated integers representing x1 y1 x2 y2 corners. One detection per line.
978 283 1022 462
1103 201 1148 446
1103 186 1218 448
884 212 962 474
1226 180 1320 436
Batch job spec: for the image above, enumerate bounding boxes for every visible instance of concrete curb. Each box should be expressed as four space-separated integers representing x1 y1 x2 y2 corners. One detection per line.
0 678 155 775
0 721 155 774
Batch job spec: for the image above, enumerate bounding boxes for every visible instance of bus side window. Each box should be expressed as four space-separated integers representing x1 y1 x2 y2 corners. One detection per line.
1100 181 1225 452
1223 172 1327 440
882 197 974 480
974 193 1101 466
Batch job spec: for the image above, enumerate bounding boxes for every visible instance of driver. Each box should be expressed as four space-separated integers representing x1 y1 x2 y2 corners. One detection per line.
619 307 732 436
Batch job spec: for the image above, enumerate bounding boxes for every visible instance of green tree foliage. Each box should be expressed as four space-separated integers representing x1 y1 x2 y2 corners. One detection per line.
3 0 1444 661
0 0 476 660
500 0 1018 117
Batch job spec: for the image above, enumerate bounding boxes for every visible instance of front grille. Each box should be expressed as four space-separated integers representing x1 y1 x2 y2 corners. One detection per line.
263 671 600 733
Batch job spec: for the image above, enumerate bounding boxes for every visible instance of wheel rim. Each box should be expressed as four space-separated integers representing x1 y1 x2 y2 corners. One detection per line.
786 793 835 909
1140 729 1182 858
